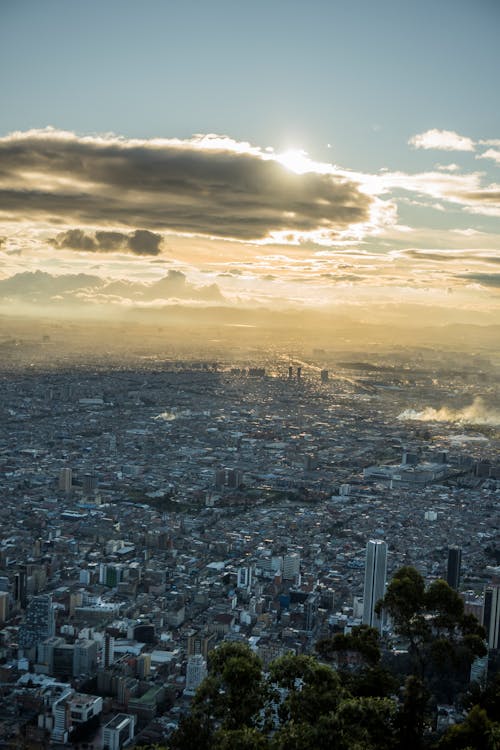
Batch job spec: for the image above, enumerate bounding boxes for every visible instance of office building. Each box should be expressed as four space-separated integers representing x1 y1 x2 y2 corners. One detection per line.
362 540 387 632
14 566 28 609
185 654 207 694
73 638 98 677
446 546 462 591
18 594 55 652
137 653 151 679
187 629 216 660
483 586 500 650
237 565 253 590
37 636 65 674
0 591 8 623
283 553 300 581
83 472 98 495
304 592 319 632
58 468 72 492
103 633 115 668
102 714 135 750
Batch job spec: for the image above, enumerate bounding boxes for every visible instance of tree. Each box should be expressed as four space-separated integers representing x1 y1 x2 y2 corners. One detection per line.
268 653 344 725
377 567 486 697
316 624 397 698
335 696 398 750
467 673 500 724
375 566 428 674
395 675 430 750
316 624 382 668
169 643 268 750
201 642 267 730
211 727 271 750
436 706 500 750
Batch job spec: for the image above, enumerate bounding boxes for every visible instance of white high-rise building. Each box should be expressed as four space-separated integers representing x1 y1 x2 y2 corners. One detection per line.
102 714 135 750
283 553 300 581
185 654 207 694
237 566 253 590
362 540 387 632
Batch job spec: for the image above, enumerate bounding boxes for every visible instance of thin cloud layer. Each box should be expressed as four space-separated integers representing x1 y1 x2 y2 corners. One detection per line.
376 169 500 216
0 269 225 305
0 128 373 244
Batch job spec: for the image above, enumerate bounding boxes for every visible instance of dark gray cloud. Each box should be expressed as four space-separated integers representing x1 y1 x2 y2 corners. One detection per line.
53 228 162 255
457 272 500 288
0 130 371 242
404 250 464 263
404 250 500 265
128 229 162 255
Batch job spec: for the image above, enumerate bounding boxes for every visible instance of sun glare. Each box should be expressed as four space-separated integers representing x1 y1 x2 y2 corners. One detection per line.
276 149 313 174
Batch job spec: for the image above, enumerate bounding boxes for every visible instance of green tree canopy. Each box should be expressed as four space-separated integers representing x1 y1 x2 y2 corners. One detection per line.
377 567 486 690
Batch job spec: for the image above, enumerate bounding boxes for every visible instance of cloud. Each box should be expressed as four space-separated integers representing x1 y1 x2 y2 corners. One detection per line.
0 270 103 297
377 169 500 216
409 129 475 152
477 148 500 165
435 163 461 172
0 128 374 245
53 228 162 255
403 249 464 263
457 272 500 288
0 269 225 306
128 230 162 255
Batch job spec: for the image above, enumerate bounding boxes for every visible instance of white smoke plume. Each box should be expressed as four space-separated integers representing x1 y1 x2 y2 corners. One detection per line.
398 397 500 426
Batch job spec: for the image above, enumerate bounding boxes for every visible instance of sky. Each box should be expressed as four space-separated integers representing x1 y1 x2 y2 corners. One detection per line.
0 0 499 325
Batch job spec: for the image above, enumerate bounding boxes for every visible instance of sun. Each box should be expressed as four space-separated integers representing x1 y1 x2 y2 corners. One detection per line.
276 149 313 174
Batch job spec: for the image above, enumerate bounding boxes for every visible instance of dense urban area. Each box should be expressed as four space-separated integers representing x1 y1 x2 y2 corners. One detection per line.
1 320 500 749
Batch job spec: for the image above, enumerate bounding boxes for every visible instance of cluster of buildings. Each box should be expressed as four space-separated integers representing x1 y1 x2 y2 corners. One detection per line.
0 355 499 746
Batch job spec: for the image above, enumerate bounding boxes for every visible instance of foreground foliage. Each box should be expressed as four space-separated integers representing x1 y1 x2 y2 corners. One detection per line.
148 568 497 750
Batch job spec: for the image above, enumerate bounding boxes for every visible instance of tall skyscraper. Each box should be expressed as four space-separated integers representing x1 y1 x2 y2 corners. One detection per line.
58 467 72 492
283 552 301 581
18 594 55 652
483 586 500 650
14 566 27 609
0 591 8 623
446 546 462 590
237 566 253 590
362 540 387 632
187 629 216 660
185 654 207 694
103 633 115 668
